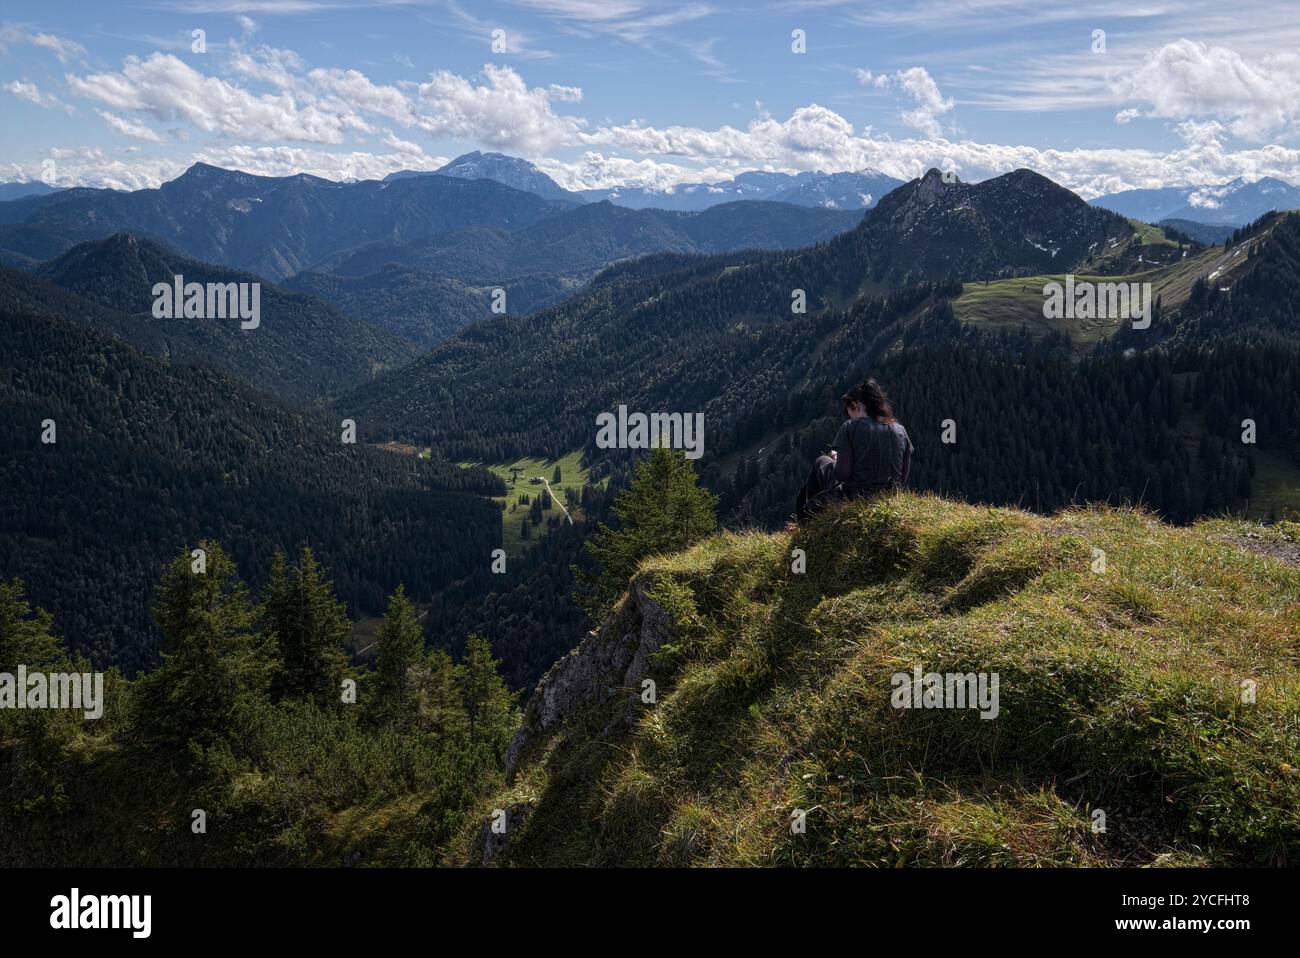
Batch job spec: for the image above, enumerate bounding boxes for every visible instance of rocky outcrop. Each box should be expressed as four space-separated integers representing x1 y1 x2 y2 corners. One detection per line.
504 575 674 777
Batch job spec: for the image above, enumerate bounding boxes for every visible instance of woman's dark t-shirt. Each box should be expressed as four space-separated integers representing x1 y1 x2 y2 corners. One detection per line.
833 418 913 490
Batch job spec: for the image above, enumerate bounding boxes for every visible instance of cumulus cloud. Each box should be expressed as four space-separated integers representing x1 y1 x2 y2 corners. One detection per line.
1111 40 1300 140
415 63 586 154
63 52 587 156
0 147 184 191
859 66 954 137
35 43 1300 200
66 52 355 143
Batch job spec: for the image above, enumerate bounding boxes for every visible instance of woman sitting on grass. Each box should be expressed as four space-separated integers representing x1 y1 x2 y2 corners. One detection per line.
794 378 914 524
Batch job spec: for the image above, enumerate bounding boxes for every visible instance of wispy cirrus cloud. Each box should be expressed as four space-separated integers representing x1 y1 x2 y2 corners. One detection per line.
0 24 86 63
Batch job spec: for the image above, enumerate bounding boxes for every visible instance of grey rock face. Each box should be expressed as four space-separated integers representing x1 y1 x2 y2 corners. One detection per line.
504 576 673 777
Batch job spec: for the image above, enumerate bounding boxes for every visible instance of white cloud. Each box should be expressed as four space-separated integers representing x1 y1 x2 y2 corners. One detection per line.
4 79 62 108
415 63 586 154
1111 40 1300 140
513 0 713 44
0 25 86 62
859 66 954 137
193 144 449 182
97 110 165 142
66 52 355 143
1114 108 1139 125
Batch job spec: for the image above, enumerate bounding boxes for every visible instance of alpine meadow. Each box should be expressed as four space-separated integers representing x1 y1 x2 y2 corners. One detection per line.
0 0 1297 943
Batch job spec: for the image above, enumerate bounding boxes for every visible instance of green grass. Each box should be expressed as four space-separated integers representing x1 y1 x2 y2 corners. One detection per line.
952 245 1227 349
1127 218 1179 248
459 450 601 555
480 493 1300 866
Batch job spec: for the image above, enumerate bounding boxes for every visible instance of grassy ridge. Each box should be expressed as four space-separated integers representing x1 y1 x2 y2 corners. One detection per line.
473 493 1300 866
952 244 1230 346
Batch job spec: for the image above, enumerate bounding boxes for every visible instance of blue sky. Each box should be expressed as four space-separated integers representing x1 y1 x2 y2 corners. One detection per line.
2 0 1300 197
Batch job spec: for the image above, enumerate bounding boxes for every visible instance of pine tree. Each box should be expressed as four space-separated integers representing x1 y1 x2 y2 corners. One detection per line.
576 446 718 618
370 585 424 728
134 541 272 751
458 634 518 764
419 647 467 738
262 547 350 706
0 579 64 672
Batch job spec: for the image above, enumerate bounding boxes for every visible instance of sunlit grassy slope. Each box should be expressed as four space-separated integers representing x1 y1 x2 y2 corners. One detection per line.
952 243 1244 348
470 493 1300 866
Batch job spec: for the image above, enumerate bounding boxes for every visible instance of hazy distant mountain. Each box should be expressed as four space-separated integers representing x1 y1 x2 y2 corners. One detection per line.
291 199 861 347
326 199 862 280
0 163 575 280
1091 176 1300 226
385 151 579 202
580 169 904 211
0 181 61 201
28 233 419 401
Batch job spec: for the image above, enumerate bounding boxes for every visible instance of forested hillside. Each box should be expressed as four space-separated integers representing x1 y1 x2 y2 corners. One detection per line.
0 549 519 867
8 236 419 403
0 308 502 673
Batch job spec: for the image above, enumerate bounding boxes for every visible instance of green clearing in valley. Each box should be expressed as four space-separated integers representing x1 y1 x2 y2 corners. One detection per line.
459 450 600 555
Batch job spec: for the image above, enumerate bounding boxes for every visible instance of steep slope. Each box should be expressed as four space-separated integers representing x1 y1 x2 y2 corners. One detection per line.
468 493 1300 866
283 265 528 348
26 234 419 402
0 307 503 673
3 163 575 280
854 168 1134 283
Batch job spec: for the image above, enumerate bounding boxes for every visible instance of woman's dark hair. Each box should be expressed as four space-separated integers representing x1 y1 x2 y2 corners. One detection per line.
841 378 897 424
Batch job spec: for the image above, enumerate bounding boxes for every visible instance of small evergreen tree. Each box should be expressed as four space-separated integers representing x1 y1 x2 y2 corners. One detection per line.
576 447 717 618
370 585 423 728
419 647 467 738
458 634 518 763
0 579 64 671
262 547 350 706
134 541 272 752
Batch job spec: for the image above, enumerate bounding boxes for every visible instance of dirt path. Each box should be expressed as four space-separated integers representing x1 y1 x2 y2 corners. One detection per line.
533 477 573 525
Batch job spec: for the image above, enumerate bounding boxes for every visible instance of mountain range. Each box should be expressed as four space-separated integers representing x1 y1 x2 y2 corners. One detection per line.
385 150 904 211
1090 175 1300 226
0 160 867 347
0 181 60 202
336 168 1145 458
4 159 1299 689
578 167 905 211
